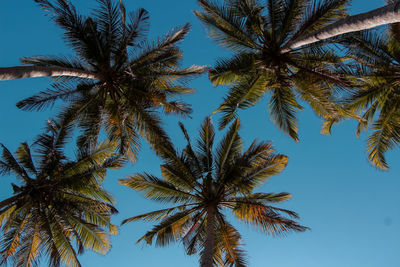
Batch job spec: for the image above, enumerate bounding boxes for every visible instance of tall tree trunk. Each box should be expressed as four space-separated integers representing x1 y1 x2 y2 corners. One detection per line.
0 194 23 209
201 206 215 267
0 66 100 81
284 3 400 52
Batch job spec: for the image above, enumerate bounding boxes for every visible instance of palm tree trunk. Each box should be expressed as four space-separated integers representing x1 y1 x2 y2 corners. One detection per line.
284 3 400 52
0 194 22 209
0 66 100 81
201 206 215 267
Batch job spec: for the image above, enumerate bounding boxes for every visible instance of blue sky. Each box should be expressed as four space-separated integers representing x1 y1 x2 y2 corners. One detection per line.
1 0 400 266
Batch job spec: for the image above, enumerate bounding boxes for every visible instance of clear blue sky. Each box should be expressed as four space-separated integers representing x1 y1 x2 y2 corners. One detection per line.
1 0 399 266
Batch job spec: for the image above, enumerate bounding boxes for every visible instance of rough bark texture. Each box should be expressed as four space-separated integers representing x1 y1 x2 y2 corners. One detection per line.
0 66 100 81
284 3 400 52
201 206 215 267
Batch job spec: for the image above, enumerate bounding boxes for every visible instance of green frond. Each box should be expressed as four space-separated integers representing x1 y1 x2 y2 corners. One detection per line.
0 212 28 264
321 116 340 135
47 216 81 267
130 23 190 68
105 111 141 162
277 0 307 44
147 65 206 83
93 0 121 52
355 103 379 137
119 174 197 203
215 72 268 129
34 118 75 159
195 0 259 52
182 212 206 256
266 0 285 41
137 208 198 247
337 25 400 169
0 144 30 182
215 118 242 180
229 192 292 204
63 187 116 209
65 141 120 180
216 220 247 267
75 106 105 151
68 216 111 254
196 117 215 174
0 206 17 228
82 210 117 233
233 202 308 235
225 0 265 35
210 53 257 85
339 30 392 66
15 143 37 175
269 87 302 141
14 219 42 267
161 162 200 192
229 154 288 194
241 140 274 165
16 81 91 112
161 100 192 116
366 109 400 170
130 107 174 160
122 204 198 225
178 122 203 177
112 7 150 64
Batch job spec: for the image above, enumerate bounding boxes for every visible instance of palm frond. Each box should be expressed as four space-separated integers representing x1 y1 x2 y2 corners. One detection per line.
216 219 247 267
215 72 268 129
195 0 259 52
15 143 37 175
229 154 288 194
366 108 400 170
196 117 215 174
233 202 308 235
215 119 242 180
122 204 199 224
229 192 292 204
119 174 197 203
137 208 198 247
269 86 302 141
0 144 30 183
210 52 257 85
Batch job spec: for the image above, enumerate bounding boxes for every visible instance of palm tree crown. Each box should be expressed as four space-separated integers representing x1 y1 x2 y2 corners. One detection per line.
17 0 205 161
120 117 308 266
195 0 352 141
337 21 400 169
0 120 124 267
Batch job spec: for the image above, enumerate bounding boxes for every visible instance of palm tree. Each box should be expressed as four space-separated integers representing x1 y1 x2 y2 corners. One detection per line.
12 0 205 160
120 117 308 267
195 0 353 141
0 120 124 266
333 22 400 170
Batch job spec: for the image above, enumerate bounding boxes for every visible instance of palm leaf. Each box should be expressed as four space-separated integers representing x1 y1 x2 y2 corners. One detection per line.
269 86 302 141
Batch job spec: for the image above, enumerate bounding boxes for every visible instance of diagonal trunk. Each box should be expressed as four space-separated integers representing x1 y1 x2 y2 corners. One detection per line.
201 206 215 267
284 3 400 52
0 194 22 209
0 66 100 81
